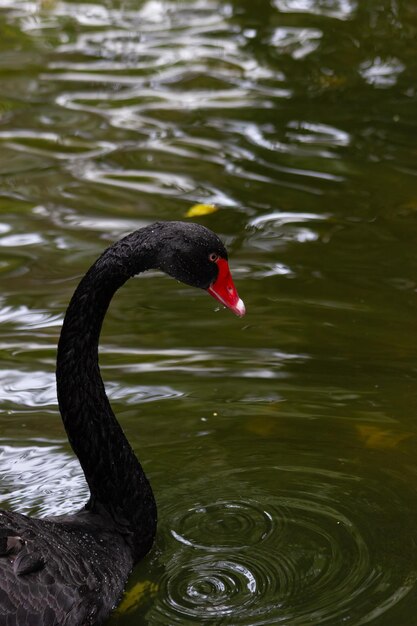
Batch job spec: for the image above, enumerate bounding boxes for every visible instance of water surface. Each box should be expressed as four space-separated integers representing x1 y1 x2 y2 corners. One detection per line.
1 0 417 624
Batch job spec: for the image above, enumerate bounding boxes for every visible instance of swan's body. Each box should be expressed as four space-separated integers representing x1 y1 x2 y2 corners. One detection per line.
0 221 244 625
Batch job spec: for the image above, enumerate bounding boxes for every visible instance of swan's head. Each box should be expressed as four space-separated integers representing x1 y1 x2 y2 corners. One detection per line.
153 221 245 317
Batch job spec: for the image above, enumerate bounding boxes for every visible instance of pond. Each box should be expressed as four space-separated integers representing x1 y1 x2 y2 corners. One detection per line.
0 0 417 624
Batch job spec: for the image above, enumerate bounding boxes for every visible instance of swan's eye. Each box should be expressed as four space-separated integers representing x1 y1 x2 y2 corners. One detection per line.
209 252 219 263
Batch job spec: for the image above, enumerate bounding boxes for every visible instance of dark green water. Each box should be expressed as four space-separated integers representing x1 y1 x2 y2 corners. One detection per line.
1 0 417 624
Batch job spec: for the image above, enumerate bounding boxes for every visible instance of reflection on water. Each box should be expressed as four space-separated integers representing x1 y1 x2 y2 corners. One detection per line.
1 0 417 624
0 442 87 517
272 0 358 20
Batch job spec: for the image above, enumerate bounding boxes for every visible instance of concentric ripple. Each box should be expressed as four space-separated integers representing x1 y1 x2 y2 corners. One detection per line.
151 463 417 624
170 499 274 550
165 555 263 619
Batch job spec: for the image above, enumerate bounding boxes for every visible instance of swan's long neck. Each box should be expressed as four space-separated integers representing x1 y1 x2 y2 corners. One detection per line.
56 232 157 560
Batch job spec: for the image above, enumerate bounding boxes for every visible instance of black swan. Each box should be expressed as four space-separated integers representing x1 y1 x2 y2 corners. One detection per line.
0 221 245 625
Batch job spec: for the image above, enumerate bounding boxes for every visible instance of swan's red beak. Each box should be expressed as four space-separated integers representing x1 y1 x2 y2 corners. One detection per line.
207 258 246 317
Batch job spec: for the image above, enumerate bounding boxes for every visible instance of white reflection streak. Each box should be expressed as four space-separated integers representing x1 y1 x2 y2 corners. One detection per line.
0 304 62 328
0 370 56 407
0 233 43 247
359 57 405 88
287 121 350 146
250 211 327 228
270 27 322 59
272 0 357 20
81 167 195 196
240 123 348 170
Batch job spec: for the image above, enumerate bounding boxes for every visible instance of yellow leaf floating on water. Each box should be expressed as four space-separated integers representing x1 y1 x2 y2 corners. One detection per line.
356 425 412 450
115 580 159 615
185 203 218 218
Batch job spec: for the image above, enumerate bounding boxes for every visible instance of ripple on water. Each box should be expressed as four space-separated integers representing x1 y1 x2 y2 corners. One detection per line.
248 210 327 251
170 499 275 550
151 463 417 625
0 303 62 329
359 57 405 89
0 0 340 216
163 552 278 620
270 27 323 60
272 0 358 20
0 444 88 517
